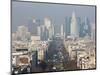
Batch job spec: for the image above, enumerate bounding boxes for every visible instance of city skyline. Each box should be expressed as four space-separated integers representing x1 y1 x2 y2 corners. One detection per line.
12 1 96 32
12 11 94 39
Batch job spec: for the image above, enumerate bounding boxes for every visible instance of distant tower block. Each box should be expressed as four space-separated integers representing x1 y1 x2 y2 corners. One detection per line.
91 23 95 41
44 17 51 30
33 18 36 23
37 26 41 36
70 12 79 37
61 24 64 36
44 17 54 40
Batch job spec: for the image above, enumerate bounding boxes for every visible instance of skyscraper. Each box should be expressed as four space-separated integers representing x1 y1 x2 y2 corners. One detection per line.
61 24 64 37
79 17 91 37
44 17 51 30
40 24 49 41
37 26 41 36
49 24 54 40
44 17 54 40
91 23 95 41
77 17 81 37
70 12 79 37
64 17 71 38
28 18 41 35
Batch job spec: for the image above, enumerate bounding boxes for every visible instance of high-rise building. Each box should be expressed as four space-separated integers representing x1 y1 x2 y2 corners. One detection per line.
40 25 45 40
70 12 79 37
44 17 51 30
65 16 81 38
52 24 54 37
79 17 91 37
49 24 54 40
40 25 49 41
65 13 91 38
44 17 54 40
37 26 41 36
77 17 81 37
16 25 31 42
64 17 71 38
28 18 41 35
61 24 64 36
91 23 95 41
53 24 56 36
26 31 31 41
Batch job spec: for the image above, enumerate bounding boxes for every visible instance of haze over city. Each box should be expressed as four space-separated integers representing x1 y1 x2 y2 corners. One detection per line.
12 1 95 32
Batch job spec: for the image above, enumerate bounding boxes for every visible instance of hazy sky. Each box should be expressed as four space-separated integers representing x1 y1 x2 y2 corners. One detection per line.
12 1 96 32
